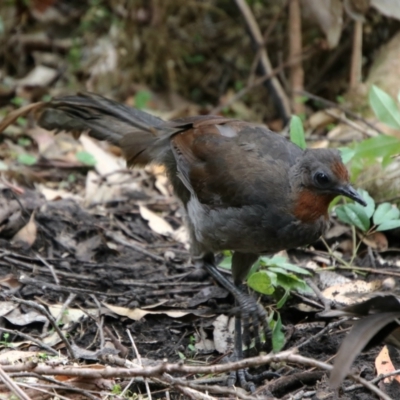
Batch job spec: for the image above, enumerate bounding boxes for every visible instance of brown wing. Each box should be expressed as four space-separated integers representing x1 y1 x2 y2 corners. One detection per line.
171 120 303 208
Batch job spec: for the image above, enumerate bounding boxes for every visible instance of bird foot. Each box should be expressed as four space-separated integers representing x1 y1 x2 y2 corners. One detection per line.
227 368 256 392
226 363 280 392
235 290 269 352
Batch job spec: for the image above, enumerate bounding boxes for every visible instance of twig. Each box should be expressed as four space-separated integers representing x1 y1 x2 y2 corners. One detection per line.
0 328 58 356
295 319 349 350
296 90 382 135
211 49 315 115
11 297 76 360
288 0 304 114
10 372 99 400
35 252 59 286
0 364 32 400
104 230 165 262
349 20 363 89
90 295 105 349
126 328 152 400
345 369 400 392
234 0 291 123
55 293 76 326
305 278 332 312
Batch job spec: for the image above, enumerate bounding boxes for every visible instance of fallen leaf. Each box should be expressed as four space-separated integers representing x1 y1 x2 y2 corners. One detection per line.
3 307 47 325
212 315 234 354
17 65 58 87
139 205 174 236
0 351 41 363
0 301 18 317
103 303 201 321
362 231 388 251
375 345 400 383
322 280 383 305
11 211 37 247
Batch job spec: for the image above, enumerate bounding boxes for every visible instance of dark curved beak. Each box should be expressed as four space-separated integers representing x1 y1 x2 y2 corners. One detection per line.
338 184 367 206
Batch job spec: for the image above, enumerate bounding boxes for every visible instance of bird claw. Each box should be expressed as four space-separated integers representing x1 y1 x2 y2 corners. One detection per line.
227 369 256 392
236 291 269 353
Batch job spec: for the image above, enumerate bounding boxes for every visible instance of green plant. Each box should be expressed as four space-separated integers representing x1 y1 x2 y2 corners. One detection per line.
76 151 96 166
247 255 312 307
334 188 400 265
111 384 122 395
17 153 37 165
0 332 10 347
339 85 400 180
187 335 196 353
134 90 152 110
38 353 49 361
220 253 311 352
289 115 306 150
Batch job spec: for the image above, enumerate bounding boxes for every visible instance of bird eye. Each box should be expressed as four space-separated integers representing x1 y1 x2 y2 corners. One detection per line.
314 172 330 186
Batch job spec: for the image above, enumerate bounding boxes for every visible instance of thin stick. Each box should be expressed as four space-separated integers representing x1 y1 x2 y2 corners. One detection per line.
0 364 32 400
350 20 363 89
127 329 152 400
234 0 291 122
288 0 304 114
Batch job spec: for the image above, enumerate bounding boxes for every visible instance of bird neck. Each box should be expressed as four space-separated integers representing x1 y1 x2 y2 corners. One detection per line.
293 189 336 223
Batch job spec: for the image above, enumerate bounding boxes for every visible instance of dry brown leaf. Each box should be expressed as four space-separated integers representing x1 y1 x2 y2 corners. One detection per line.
0 274 22 290
212 315 234 354
194 327 215 353
139 205 174 236
371 0 400 21
308 108 342 130
17 65 58 87
103 303 193 321
11 211 37 247
0 350 40 363
3 307 47 325
362 231 388 252
49 305 99 325
322 280 383 305
375 345 400 383
301 0 343 48
0 301 18 317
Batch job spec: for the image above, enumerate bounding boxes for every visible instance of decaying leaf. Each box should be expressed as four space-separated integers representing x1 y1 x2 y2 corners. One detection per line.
322 279 383 305
103 303 204 321
301 0 343 48
375 345 400 384
11 211 37 247
212 314 235 354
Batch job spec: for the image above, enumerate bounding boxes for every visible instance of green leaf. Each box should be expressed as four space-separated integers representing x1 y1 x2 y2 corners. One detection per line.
134 90 152 109
271 314 285 352
219 255 232 270
289 115 306 150
276 290 290 309
247 271 275 295
339 147 356 164
274 272 304 291
17 154 37 166
265 270 277 287
278 262 311 276
262 255 287 265
76 151 96 166
377 219 400 231
336 204 370 231
353 135 400 160
18 138 31 147
373 203 400 225
369 85 400 129
357 189 375 218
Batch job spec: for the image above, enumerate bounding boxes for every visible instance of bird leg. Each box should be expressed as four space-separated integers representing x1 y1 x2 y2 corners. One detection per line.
200 255 269 391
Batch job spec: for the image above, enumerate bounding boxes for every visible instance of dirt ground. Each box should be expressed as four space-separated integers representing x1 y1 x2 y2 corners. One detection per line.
1 170 399 399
